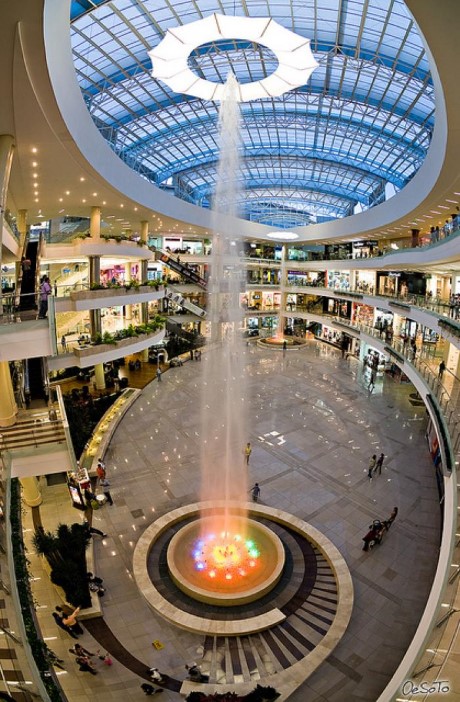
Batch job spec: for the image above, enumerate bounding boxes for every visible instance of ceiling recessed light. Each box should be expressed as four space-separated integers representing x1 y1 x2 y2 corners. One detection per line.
92 192 97 197
82 199 86 203
80 177 85 182
65 191 70 195
32 173 38 179
32 161 38 167
59 198 63 202
34 198 39 203
134 207 138 211
102 201 106 205
31 147 37 153
120 204 124 208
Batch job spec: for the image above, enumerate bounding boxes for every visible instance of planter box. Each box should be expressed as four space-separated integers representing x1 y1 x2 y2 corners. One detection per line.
72 329 165 368
70 285 163 311
70 285 152 301
73 331 161 358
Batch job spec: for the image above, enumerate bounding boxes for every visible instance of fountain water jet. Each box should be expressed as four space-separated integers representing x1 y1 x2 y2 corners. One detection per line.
166 75 285 602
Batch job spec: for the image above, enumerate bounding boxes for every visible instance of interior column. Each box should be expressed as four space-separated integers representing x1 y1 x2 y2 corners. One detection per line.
19 477 42 507
0 361 17 427
0 135 15 316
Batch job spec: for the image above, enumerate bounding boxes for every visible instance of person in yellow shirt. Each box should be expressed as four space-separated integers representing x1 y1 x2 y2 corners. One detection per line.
244 442 252 465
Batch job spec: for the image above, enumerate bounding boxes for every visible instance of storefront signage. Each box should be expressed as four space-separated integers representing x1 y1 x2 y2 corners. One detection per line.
353 240 378 248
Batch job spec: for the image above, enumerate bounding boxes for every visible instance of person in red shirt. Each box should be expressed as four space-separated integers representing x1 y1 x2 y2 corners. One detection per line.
96 459 106 481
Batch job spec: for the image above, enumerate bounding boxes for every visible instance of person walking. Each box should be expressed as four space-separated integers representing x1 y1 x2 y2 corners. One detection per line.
156 367 162 382
438 360 446 380
99 477 113 506
244 442 252 465
251 482 261 502
368 454 377 480
368 369 376 393
96 458 106 481
387 506 398 527
61 335 67 351
38 275 52 318
375 453 385 475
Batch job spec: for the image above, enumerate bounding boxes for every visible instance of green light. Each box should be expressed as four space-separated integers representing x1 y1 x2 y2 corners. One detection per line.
249 549 259 558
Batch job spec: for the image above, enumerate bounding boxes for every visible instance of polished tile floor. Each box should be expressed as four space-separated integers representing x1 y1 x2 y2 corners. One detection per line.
24 340 441 701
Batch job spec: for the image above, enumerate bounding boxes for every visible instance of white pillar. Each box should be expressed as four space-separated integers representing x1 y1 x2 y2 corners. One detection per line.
94 363 106 390
125 262 133 321
90 206 101 240
0 135 15 316
20 476 42 507
0 361 17 427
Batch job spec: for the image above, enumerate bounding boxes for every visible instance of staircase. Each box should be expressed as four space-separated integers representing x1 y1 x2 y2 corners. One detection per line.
0 411 66 450
196 545 338 683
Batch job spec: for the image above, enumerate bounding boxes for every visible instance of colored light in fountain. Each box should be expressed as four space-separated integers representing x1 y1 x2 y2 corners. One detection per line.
192 531 261 582
167 517 285 605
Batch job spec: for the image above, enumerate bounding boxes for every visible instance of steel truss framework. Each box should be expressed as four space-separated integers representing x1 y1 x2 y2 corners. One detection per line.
70 0 435 227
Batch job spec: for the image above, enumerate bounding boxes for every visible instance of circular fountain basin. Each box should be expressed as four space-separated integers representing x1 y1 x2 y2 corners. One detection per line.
167 517 285 606
257 336 307 350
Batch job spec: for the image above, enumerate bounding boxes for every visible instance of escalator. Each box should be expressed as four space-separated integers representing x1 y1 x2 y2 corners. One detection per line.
25 357 48 404
164 286 206 318
156 250 207 288
19 240 39 310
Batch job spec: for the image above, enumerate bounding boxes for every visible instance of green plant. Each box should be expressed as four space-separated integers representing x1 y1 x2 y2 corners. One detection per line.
90 282 105 290
93 332 103 345
102 330 117 345
33 523 92 608
10 480 64 702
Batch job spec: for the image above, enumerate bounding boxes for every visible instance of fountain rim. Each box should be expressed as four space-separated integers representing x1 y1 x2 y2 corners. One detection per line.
167 516 286 606
133 500 353 639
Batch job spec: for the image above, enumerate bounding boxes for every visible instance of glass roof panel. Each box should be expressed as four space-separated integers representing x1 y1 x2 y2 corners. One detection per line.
70 0 435 226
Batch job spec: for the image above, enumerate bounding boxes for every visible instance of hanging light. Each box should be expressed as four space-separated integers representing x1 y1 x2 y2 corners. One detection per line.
149 14 318 102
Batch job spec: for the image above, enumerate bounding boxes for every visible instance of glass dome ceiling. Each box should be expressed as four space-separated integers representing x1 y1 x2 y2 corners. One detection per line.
70 0 434 229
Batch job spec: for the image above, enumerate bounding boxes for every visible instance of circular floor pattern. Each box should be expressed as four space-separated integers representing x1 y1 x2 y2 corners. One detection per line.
133 502 353 686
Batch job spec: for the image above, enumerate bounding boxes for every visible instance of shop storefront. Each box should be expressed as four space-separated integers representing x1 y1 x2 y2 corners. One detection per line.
1 263 16 291
377 271 400 297
352 303 374 327
355 271 376 295
352 239 379 258
327 270 351 291
324 298 351 319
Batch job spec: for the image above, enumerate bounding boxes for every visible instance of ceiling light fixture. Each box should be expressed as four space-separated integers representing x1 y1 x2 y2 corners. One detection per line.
267 231 299 241
149 14 318 102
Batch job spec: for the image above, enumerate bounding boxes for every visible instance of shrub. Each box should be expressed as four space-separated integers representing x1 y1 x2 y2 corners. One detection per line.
33 523 92 608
